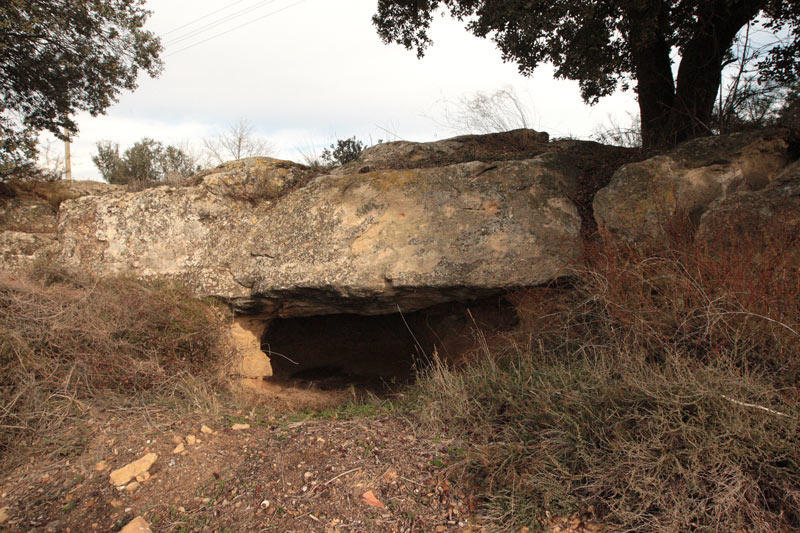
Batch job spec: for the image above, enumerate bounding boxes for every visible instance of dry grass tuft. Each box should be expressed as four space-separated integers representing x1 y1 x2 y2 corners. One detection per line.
414 217 800 531
0 264 230 462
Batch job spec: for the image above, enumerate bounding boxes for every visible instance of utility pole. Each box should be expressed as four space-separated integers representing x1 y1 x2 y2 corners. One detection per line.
64 127 72 180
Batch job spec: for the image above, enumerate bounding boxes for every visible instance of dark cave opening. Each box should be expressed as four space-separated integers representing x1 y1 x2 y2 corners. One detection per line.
262 298 518 390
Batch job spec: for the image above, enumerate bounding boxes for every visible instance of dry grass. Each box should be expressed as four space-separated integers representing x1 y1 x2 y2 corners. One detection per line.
413 218 800 531
0 264 230 463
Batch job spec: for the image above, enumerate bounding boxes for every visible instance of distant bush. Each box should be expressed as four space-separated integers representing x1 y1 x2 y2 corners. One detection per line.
321 136 366 166
93 138 199 187
413 217 800 532
0 266 229 459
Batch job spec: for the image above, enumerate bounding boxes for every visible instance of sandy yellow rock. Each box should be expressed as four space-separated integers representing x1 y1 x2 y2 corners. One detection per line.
109 453 157 487
119 515 151 533
231 423 250 431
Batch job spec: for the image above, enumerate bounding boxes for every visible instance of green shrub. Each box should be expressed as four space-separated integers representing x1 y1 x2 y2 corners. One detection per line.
320 136 366 166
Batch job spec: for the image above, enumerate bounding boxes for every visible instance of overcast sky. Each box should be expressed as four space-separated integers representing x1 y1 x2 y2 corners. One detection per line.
48 0 639 181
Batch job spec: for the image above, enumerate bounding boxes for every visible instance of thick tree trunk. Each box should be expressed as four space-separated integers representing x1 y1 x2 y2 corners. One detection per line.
630 0 764 149
667 1 763 145
632 42 676 147
625 2 676 149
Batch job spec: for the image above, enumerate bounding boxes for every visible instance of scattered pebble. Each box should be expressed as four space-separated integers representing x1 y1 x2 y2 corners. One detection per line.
119 516 151 533
109 453 158 487
172 443 185 454
232 423 250 431
94 461 107 472
201 425 213 434
361 490 385 508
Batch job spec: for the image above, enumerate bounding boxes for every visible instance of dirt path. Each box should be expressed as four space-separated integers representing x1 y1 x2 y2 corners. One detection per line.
0 404 482 532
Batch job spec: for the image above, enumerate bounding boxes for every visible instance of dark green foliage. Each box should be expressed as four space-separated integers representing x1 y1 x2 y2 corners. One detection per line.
373 1 800 148
0 117 39 179
0 0 162 177
92 138 198 185
321 136 366 166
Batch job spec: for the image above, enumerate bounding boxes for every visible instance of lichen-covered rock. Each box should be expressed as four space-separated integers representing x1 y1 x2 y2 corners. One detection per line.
593 129 791 243
334 128 551 174
58 151 584 316
696 160 800 252
193 157 312 202
0 232 59 272
0 180 121 273
0 195 56 234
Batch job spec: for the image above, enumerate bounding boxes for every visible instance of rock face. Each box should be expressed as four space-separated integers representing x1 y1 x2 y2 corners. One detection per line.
57 138 587 317
593 128 791 243
0 180 120 273
696 160 800 249
335 129 551 174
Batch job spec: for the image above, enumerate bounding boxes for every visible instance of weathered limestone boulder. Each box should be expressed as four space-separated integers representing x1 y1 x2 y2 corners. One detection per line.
0 231 60 272
0 180 120 273
334 128 551 174
58 148 584 317
696 160 800 253
191 157 312 201
593 129 791 243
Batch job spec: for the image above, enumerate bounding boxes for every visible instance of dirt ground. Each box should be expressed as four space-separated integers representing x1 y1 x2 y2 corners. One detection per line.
0 383 603 533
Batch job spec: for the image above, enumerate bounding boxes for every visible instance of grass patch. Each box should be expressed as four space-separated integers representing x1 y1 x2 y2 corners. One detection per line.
412 221 800 531
0 264 230 463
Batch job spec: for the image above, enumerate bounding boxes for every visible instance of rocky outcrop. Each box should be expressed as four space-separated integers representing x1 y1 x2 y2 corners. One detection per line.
57 150 584 317
0 180 120 273
696 160 800 250
335 128 551 174
593 128 791 243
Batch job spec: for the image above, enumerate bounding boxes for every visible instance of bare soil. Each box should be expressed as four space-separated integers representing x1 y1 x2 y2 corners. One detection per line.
0 383 603 533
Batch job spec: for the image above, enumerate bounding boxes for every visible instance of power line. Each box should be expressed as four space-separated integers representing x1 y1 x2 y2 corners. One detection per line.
163 0 280 47
165 0 309 58
160 0 251 37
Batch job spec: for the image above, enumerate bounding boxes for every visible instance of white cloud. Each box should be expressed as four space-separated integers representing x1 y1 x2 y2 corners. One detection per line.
52 0 638 180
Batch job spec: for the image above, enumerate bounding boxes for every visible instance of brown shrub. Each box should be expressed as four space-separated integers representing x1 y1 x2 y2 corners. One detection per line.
414 214 800 532
0 265 229 458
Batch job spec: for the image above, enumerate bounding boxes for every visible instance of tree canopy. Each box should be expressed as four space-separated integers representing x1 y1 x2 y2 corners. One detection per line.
1 0 162 176
374 0 800 148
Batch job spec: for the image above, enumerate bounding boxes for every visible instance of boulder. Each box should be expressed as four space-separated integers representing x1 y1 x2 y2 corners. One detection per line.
593 129 791 243
57 148 584 317
334 128 551 174
696 160 800 255
0 232 59 273
0 180 120 273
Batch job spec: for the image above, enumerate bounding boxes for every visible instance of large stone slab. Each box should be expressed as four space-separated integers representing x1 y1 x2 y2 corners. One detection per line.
0 180 120 273
593 129 791 243
57 151 584 317
696 160 800 254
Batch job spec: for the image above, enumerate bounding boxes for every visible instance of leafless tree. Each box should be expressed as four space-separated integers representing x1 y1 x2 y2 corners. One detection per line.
38 138 65 180
439 86 533 134
202 119 274 165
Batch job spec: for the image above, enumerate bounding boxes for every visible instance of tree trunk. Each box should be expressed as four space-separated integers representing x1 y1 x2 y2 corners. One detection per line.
663 0 764 146
625 2 676 149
